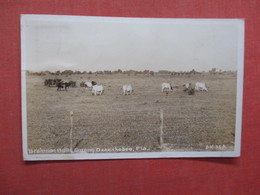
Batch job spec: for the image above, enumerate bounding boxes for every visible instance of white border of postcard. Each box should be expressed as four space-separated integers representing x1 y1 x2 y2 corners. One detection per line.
21 15 244 160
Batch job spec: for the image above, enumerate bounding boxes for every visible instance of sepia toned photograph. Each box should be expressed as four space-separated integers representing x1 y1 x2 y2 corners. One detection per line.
21 15 244 160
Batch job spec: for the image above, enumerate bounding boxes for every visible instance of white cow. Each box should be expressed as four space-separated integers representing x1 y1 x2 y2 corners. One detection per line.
92 85 104 96
161 83 173 92
85 82 92 88
123 85 133 95
195 82 208 91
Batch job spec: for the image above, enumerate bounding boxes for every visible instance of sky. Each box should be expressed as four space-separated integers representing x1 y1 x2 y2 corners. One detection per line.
22 15 243 72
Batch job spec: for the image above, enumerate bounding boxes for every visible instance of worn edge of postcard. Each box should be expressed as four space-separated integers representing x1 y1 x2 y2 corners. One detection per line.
21 15 244 161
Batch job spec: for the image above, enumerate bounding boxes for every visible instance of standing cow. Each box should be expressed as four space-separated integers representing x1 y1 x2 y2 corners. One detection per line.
92 85 103 96
161 83 173 92
195 82 208 91
57 81 71 91
123 85 133 95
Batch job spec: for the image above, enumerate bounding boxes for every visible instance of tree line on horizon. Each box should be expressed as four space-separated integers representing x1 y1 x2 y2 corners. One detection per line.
27 68 236 76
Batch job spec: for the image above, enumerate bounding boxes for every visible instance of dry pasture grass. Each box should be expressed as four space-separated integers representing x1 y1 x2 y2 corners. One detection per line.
26 73 236 153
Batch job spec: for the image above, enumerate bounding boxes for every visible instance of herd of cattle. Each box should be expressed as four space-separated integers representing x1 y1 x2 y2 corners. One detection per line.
161 82 208 95
44 79 208 96
44 79 76 90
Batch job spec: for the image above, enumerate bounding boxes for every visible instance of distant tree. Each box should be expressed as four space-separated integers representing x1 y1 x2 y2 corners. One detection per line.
142 70 150 75
104 70 112 74
55 71 60 75
158 70 169 74
61 70 73 75
39 70 51 75
95 71 103 74
74 70 81 74
190 69 196 74
36 71 45 76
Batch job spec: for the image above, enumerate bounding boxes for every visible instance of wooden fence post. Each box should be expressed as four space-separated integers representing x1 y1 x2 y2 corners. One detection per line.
160 109 164 147
70 111 73 153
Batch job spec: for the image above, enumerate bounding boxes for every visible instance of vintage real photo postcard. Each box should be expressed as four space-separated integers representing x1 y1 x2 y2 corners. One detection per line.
21 15 244 160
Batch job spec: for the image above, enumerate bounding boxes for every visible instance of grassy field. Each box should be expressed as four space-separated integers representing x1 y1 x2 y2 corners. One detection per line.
26 73 237 153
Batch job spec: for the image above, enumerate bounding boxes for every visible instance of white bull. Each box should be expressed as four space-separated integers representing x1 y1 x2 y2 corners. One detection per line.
123 85 133 95
195 82 208 91
161 83 173 92
92 85 103 96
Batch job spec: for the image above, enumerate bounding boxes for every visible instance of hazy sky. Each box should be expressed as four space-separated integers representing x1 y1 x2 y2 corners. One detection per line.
22 15 243 72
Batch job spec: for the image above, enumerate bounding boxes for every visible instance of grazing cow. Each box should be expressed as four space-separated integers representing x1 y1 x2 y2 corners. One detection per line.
45 79 54 86
57 81 71 91
92 85 103 96
45 79 62 87
195 82 208 91
123 85 133 95
161 83 173 93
